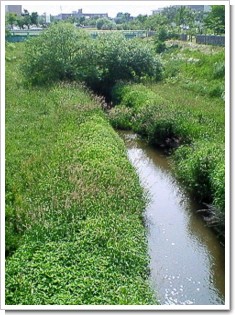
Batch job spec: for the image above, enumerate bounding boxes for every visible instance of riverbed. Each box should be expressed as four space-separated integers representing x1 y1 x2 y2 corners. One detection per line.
120 131 225 305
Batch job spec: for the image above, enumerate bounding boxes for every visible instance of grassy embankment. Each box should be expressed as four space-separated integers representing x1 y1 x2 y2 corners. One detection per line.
5 43 155 305
109 43 225 236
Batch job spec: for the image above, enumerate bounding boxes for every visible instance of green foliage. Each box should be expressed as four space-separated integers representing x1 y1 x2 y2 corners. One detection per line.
212 61 225 79
22 23 91 84
162 46 225 99
173 142 224 207
154 28 168 54
155 41 167 54
21 9 31 29
112 83 163 109
22 23 162 96
204 5 225 35
6 12 17 29
5 43 16 62
30 12 39 25
108 105 134 130
96 17 112 30
158 28 168 42
5 42 155 305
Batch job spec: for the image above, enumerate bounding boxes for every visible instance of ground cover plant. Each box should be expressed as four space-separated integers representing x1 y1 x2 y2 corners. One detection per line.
5 42 155 304
108 42 225 237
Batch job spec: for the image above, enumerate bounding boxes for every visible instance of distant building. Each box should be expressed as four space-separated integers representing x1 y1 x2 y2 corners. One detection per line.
45 13 51 23
55 8 108 20
5 5 22 16
152 8 164 15
152 5 211 15
174 5 211 12
185 5 211 12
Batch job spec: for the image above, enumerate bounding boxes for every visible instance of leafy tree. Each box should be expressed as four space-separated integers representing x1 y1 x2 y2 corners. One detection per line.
83 17 97 27
22 9 31 29
175 6 193 31
6 12 17 29
204 5 225 34
161 6 179 23
144 14 168 31
77 16 85 25
96 17 111 30
31 12 39 25
16 16 25 29
23 23 91 84
136 14 148 24
22 23 162 95
101 22 117 30
154 28 168 54
115 12 131 24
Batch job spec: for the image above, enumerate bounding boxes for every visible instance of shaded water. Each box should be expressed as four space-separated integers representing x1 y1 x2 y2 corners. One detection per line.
120 131 225 305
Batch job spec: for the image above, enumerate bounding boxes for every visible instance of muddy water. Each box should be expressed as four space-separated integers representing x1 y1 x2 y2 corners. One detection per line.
120 131 225 305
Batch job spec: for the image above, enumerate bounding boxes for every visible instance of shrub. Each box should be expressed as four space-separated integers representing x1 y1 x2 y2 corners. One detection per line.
96 17 111 30
213 62 225 79
89 34 162 95
158 28 168 42
22 23 92 85
155 41 167 54
108 105 134 130
111 83 163 109
173 141 224 205
210 158 225 212
22 23 162 96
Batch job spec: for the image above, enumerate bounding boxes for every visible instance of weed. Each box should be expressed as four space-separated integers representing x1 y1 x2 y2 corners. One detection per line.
5 43 155 305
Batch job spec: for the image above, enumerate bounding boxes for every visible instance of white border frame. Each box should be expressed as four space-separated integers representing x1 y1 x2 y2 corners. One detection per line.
1 0 231 311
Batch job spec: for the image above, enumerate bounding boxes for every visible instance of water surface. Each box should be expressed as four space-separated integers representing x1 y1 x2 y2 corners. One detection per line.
121 131 225 305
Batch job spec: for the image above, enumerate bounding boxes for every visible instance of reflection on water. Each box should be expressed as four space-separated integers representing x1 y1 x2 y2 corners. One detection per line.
120 131 225 305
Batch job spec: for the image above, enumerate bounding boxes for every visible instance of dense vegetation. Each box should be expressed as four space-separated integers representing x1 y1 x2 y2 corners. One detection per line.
22 23 162 98
5 42 155 304
108 43 225 236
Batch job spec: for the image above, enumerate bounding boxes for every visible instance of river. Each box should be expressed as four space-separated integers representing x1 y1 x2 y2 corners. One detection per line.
120 131 225 305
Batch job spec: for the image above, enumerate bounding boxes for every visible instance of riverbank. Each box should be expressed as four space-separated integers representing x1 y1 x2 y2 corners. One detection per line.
5 43 155 305
108 44 225 239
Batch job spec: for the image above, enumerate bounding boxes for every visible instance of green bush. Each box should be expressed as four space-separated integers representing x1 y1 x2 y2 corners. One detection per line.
108 105 134 129
22 23 92 85
173 142 224 205
155 41 167 54
112 83 163 109
157 28 168 42
213 62 225 79
22 23 162 96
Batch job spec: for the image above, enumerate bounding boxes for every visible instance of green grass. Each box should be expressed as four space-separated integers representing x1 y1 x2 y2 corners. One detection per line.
5 43 155 305
162 45 225 99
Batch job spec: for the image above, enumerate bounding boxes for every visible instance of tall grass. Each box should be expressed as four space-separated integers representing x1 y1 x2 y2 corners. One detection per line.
5 43 155 305
162 46 225 99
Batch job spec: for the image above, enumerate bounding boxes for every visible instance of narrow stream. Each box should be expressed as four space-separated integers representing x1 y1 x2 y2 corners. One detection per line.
120 131 225 305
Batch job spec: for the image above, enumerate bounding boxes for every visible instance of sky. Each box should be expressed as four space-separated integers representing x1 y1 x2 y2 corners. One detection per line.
3 0 210 17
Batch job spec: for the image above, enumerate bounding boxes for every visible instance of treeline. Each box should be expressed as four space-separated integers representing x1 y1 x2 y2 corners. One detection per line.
65 5 225 35
6 9 40 30
6 5 225 36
